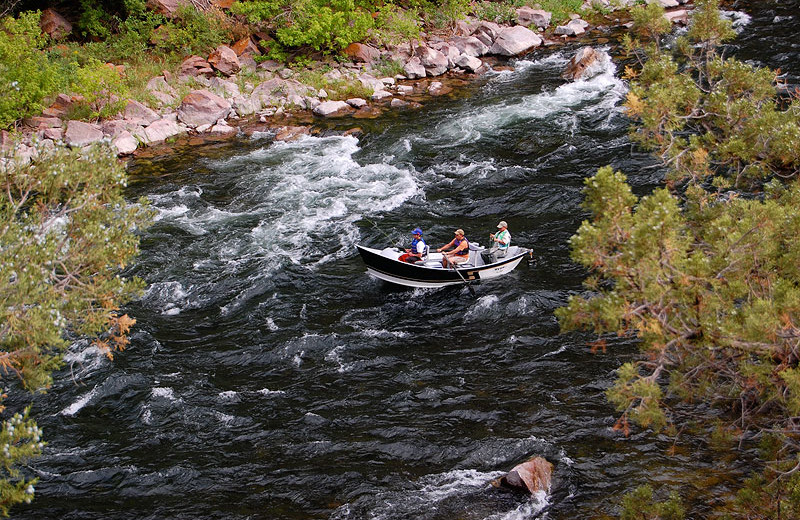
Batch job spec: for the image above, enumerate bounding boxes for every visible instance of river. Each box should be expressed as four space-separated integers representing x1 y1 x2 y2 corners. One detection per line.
15 1 800 518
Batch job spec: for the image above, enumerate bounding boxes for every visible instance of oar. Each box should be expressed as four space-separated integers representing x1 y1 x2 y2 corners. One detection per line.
444 253 476 296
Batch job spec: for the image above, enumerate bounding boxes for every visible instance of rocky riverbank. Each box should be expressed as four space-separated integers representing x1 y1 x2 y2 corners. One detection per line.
2 0 693 162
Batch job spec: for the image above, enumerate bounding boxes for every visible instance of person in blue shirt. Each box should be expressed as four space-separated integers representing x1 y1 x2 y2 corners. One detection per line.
399 227 427 263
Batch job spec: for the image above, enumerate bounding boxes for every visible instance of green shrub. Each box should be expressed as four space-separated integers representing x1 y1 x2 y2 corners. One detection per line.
372 3 421 48
277 0 373 52
152 5 230 57
473 0 518 24
68 57 129 119
0 11 62 128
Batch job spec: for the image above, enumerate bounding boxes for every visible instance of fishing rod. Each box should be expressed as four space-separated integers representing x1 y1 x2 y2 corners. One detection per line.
363 216 403 249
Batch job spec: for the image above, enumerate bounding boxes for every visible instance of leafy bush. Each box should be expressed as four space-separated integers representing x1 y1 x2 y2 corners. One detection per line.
0 11 62 128
68 57 129 119
473 1 519 25
372 3 421 48
152 5 231 57
276 0 373 52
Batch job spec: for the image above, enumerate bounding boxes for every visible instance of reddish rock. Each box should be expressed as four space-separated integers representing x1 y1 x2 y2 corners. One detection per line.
177 89 231 128
562 46 605 81
146 0 189 18
40 9 72 40
208 45 241 76
231 37 260 56
23 116 62 129
344 43 381 64
180 56 214 77
495 456 553 494
124 100 161 126
212 0 236 8
42 94 78 118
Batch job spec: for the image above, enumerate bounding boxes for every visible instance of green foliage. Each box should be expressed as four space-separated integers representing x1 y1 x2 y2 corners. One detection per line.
77 0 113 40
230 0 288 24
473 1 519 25
153 5 230 57
276 0 373 52
534 0 585 24
372 3 421 48
0 11 61 128
559 0 800 516
0 142 152 515
68 57 129 119
620 485 685 520
0 408 41 517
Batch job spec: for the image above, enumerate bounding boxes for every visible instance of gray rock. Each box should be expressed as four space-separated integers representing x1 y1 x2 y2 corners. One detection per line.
142 118 184 144
208 45 241 76
403 56 427 79
489 25 543 56
177 89 232 128
450 36 490 57
455 54 483 73
64 120 104 147
346 98 368 108
112 131 138 155
312 100 354 117
123 100 160 126
517 7 552 29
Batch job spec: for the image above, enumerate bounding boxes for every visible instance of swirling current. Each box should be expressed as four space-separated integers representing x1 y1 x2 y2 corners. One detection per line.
13 2 800 518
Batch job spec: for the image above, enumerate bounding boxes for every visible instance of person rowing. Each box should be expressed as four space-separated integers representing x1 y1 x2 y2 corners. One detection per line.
437 228 470 268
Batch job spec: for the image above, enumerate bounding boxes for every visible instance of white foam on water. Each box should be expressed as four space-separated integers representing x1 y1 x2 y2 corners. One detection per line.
359 328 409 339
333 468 549 520
151 387 177 400
722 10 752 30
142 281 192 316
218 390 239 401
60 385 99 416
434 49 625 146
464 295 501 321
257 388 286 396
484 491 549 520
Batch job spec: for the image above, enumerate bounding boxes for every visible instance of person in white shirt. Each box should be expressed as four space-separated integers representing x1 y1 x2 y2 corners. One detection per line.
485 220 511 263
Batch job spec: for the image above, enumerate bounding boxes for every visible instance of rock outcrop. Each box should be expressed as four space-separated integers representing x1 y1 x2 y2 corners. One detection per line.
493 456 553 494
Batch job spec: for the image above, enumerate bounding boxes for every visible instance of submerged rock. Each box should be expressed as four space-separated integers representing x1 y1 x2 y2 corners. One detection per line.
492 456 553 494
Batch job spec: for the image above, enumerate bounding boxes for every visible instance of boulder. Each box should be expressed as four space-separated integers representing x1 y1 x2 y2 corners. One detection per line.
665 9 689 25
41 127 63 141
142 118 184 144
146 0 188 18
415 45 449 76
516 8 552 29
179 55 214 78
451 36 490 57
177 89 231 128
250 78 317 108
102 119 142 138
403 56 427 79
650 0 679 7
123 100 160 126
494 456 553 494
208 77 241 99
346 98 368 109
40 9 72 40
489 25 543 56
42 94 78 118
208 45 241 76
231 37 260 56
344 43 381 63
312 100 354 118
358 73 386 95
23 116 62 129
455 54 483 73
562 46 608 81
472 21 503 48
112 131 139 155
555 19 588 37
371 90 393 101
64 120 104 147
210 120 237 136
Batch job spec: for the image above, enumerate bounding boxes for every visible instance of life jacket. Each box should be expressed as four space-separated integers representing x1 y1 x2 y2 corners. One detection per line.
411 237 426 254
495 230 510 249
454 237 469 256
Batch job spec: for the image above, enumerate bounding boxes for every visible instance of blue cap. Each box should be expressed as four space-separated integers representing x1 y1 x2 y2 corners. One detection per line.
411 227 423 235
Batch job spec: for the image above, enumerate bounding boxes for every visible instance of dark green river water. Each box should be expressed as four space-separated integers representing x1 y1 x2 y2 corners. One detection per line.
14 1 800 518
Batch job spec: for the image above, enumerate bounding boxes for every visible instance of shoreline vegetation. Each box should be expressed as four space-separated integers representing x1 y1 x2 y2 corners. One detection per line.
8 0 800 518
0 0 692 160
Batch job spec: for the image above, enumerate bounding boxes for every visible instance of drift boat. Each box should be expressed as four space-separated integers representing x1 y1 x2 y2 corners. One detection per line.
356 242 532 288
